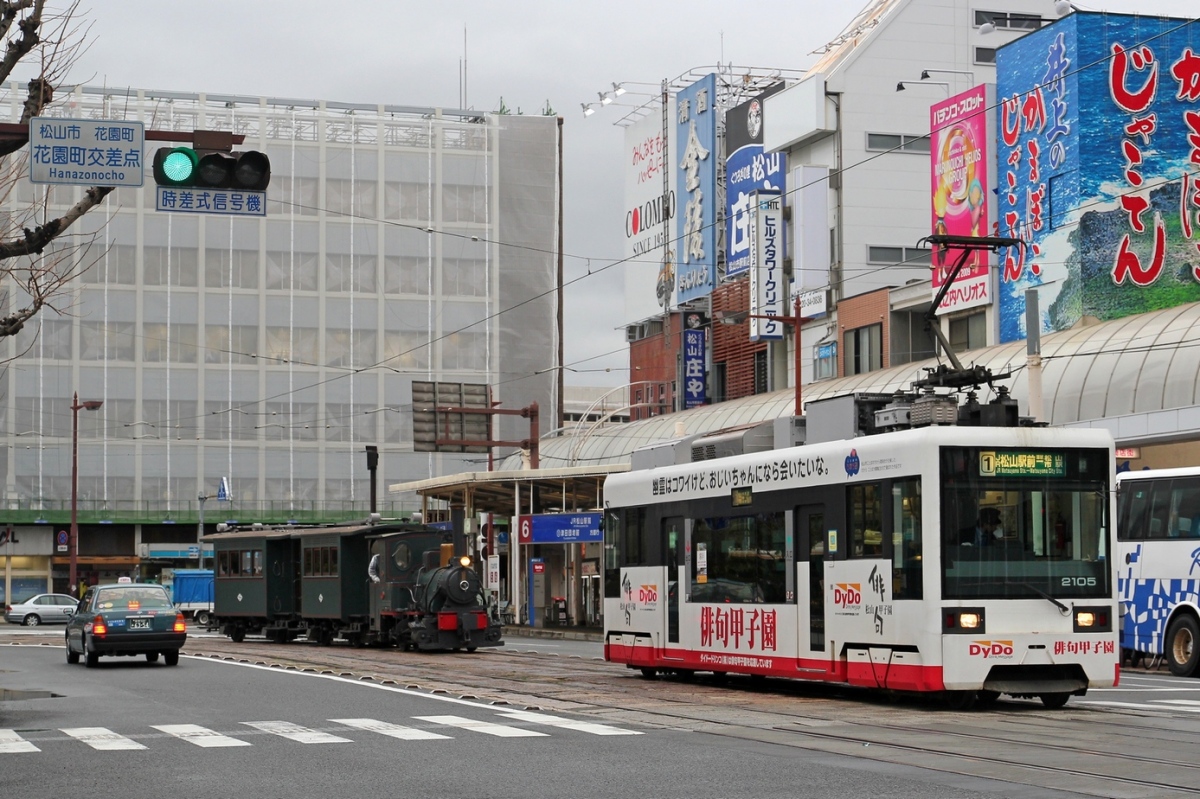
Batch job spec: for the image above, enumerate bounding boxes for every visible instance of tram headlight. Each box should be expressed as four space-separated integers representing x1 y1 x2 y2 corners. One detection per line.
1072 606 1112 633
944 607 986 633
958 612 982 629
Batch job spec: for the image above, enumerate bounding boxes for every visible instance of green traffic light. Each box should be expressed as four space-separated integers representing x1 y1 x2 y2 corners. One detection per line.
161 150 196 182
153 147 199 186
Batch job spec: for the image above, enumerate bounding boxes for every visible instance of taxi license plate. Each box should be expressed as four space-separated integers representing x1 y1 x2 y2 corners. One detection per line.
129 618 151 630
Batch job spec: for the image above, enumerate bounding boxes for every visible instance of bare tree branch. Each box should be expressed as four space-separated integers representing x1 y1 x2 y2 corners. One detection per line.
0 0 42 86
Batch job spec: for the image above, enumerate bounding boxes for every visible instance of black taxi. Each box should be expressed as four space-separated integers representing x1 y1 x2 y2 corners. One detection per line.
65 578 187 667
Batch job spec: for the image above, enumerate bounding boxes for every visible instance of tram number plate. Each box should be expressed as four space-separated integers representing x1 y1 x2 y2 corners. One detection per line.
129 618 151 630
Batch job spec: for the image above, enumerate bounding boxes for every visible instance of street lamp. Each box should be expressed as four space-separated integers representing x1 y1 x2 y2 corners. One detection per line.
69 392 103 594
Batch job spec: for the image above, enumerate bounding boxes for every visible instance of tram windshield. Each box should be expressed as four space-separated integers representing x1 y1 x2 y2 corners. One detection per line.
940 446 1110 601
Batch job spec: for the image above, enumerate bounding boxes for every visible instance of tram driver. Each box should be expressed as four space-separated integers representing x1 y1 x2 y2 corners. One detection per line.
960 506 1004 548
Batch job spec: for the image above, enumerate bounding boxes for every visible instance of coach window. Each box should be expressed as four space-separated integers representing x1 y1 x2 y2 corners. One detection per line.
328 546 339 576
393 542 412 570
303 548 313 576
892 478 923 599
848 483 884 557
218 551 229 577
1148 478 1200 539
228 550 242 577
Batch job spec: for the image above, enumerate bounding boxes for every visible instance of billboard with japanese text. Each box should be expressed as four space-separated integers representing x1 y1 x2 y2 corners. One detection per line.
623 105 677 323
996 12 1200 342
749 191 786 341
725 85 786 279
683 328 707 408
930 84 993 315
675 74 719 304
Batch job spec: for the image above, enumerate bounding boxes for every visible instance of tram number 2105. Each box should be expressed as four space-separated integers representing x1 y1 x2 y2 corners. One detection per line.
1061 577 1097 587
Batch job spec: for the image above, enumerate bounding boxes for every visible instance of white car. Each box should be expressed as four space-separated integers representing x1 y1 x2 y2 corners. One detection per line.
4 593 79 626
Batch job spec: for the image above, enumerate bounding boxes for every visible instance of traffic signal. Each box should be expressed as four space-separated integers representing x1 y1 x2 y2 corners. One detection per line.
152 147 271 190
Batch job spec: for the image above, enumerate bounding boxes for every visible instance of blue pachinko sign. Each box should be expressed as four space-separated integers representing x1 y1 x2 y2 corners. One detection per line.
996 11 1200 342
675 74 718 303
683 328 707 408
528 513 602 544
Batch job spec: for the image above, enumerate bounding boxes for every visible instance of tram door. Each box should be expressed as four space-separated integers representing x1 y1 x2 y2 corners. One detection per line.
663 517 683 644
794 505 827 657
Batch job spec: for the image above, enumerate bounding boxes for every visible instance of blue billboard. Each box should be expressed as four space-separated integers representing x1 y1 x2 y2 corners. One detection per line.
725 86 787 279
996 12 1200 342
675 74 718 303
683 328 707 408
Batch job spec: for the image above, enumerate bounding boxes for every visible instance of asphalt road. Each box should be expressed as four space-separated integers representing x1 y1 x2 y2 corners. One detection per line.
0 639 1111 799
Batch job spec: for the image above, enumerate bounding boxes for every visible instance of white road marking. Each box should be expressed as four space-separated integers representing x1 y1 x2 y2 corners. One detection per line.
1078 700 1200 713
61 727 147 751
241 720 352 744
496 709 641 736
152 724 252 747
330 718 451 741
0 729 38 753
414 714 547 737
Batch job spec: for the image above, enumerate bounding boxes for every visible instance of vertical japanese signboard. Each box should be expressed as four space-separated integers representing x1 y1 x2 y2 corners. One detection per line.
995 12 1200 342
725 85 786 279
683 328 707 408
675 73 718 304
624 105 677 322
930 84 993 315
749 191 785 341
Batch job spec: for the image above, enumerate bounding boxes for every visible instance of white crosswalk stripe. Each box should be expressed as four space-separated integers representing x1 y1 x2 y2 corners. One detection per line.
61 727 146 751
152 724 252 747
0 712 640 755
0 729 38 753
241 720 352 744
413 714 548 737
331 718 451 741
496 709 642 736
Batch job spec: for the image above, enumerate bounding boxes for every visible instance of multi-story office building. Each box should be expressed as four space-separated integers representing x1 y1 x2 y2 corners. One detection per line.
0 84 560 599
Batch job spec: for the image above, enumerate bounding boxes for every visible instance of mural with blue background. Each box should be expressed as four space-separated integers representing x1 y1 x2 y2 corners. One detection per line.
995 12 1200 343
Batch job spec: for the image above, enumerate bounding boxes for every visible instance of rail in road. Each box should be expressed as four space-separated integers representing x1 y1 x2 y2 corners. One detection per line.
6 631 1199 798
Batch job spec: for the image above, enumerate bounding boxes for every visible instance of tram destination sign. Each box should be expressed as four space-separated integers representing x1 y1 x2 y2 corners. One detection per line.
979 451 1066 478
29 117 145 187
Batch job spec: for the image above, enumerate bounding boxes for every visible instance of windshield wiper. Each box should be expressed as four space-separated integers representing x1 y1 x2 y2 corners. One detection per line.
1019 582 1069 614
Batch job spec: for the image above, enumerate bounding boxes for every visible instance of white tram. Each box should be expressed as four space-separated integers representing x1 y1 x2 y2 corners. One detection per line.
603 392 1119 708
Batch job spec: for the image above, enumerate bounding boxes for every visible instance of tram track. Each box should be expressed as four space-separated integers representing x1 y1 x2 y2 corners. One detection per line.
10 633 1198 797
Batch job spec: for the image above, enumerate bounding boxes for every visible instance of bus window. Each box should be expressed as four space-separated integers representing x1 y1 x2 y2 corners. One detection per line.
1120 481 1152 540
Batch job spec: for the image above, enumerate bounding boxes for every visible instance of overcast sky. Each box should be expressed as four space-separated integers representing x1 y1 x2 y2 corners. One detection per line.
52 0 1200 388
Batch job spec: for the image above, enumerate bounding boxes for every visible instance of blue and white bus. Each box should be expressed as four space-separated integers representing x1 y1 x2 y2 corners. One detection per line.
1117 467 1200 676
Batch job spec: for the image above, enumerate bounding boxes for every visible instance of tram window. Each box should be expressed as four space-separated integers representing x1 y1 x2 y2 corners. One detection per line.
848 483 884 558
251 550 263 576
625 507 648 566
303 548 313 576
228 551 241 577
892 478 922 599
690 512 789 604
241 550 253 576
329 547 338 576
218 551 229 577
319 547 330 576
604 509 621 598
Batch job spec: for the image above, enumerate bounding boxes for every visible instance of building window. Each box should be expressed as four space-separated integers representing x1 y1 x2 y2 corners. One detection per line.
143 323 199 363
974 46 997 65
975 10 1046 30
754 349 768 394
844 323 882 375
865 133 930 154
813 341 837 381
948 311 987 353
867 246 932 266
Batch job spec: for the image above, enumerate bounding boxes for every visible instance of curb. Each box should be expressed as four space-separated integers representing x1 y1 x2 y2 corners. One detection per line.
502 625 602 643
